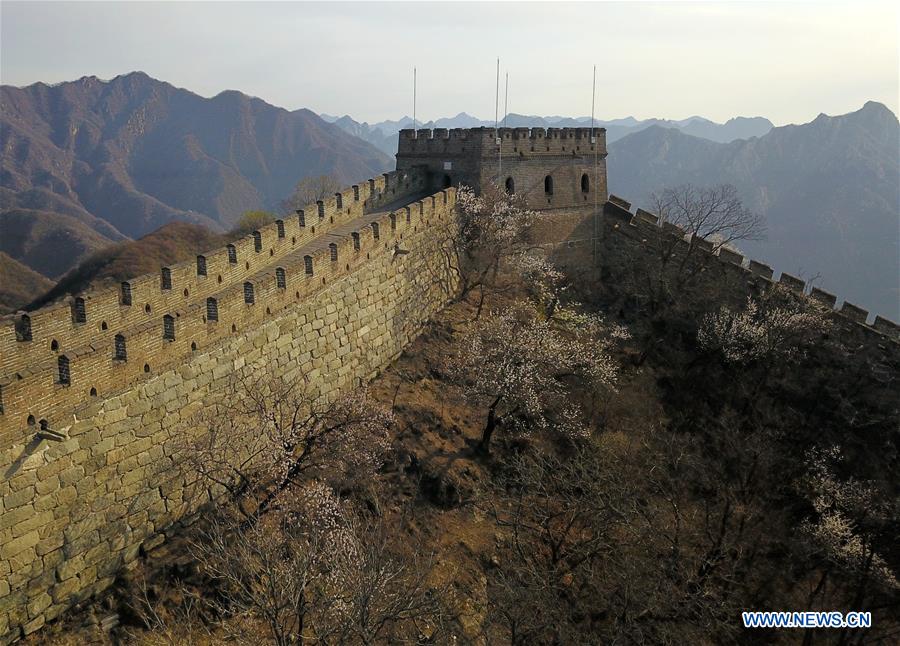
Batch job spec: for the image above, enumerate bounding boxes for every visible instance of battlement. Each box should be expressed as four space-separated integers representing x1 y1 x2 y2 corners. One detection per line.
605 194 900 342
0 168 436 445
397 126 607 159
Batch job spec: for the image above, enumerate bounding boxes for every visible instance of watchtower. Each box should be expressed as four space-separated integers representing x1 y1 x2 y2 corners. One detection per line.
396 127 608 210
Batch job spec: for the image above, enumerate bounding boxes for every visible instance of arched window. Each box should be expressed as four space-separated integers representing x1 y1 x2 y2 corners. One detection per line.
15 314 32 342
581 173 590 193
329 243 338 262
352 232 361 251
162 314 175 341
161 267 172 290
197 255 207 276
505 177 515 194
58 355 71 385
296 209 306 227
114 334 127 360
371 222 380 240
276 267 287 288
276 219 285 238
243 282 255 304
253 231 262 253
443 175 452 189
227 244 237 264
72 297 86 324
121 281 132 306
206 297 218 321
544 175 554 195
304 255 313 276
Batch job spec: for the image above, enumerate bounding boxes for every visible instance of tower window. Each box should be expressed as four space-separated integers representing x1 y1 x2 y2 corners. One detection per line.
352 232 360 251
304 255 313 276
206 297 218 321
329 243 338 262
114 334 127 360
544 175 554 195
581 173 590 193
390 214 396 232
297 210 306 227
197 255 207 276
253 231 262 253
227 244 237 263
317 201 325 220
371 222 380 240
72 297 86 324
58 355 70 385
276 267 287 288
163 315 175 341
505 177 515 194
121 281 132 306
276 219 285 238
335 193 343 209
16 314 32 342
244 282 255 304
161 267 172 290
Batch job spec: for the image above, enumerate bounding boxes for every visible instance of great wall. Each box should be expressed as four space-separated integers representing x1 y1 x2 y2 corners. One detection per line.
0 126 897 642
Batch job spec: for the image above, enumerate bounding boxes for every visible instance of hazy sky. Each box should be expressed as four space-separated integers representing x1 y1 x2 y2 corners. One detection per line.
1 1 897 125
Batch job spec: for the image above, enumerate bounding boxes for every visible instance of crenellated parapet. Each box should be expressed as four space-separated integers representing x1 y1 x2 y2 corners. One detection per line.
397 126 607 159
604 194 900 342
0 169 439 446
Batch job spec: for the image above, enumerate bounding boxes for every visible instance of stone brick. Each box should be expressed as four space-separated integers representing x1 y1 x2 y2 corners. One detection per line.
1 530 39 560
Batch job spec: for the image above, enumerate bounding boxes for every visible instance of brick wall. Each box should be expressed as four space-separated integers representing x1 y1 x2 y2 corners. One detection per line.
0 183 458 642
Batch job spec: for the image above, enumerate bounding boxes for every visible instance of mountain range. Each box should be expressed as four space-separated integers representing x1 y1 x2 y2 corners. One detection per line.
608 101 900 319
321 111 775 156
1 73 896 321
1 72 392 282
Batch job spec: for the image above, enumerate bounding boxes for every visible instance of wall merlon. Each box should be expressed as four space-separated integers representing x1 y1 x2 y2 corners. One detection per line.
634 209 659 226
748 260 774 280
718 248 744 266
838 301 868 324
778 272 806 293
608 195 632 211
873 316 900 338
810 287 837 309
693 236 714 253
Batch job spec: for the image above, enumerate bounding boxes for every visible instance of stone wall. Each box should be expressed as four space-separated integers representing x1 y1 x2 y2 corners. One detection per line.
0 186 459 643
597 195 900 340
0 169 429 449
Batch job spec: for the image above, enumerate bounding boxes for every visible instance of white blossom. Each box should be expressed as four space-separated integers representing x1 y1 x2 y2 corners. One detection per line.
698 287 831 363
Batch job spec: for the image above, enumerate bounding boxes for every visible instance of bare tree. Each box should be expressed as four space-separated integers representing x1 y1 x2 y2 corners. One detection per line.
609 184 765 314
484 446 635 644
448 301 620 454
282 175 344 214
179 373 392 520
149 482 451 646
442 184 536 315
652 183 765 254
